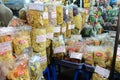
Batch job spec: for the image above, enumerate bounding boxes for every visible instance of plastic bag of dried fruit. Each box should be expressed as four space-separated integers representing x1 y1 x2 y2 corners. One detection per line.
92 73 108 80
115 56 120 73
52 35 66 60
13 26 31 56
31 28 46 52
46 24 54 48
29 54 42 80
55 2 64 25
8 16 25 27
60 22 67 38
0 27 15 43
33 50 47 72
0 62 7 80
8 47 32 80
93 46 107 68
27 3 49 28
47 3 57 26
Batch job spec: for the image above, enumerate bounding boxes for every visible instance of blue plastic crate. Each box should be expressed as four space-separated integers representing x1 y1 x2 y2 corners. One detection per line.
83 64 95 73
53 58 84 69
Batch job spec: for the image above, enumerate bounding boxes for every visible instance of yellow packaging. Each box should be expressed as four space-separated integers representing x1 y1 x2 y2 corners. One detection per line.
66 21 71 38
56 5 63 25
31 28 46 52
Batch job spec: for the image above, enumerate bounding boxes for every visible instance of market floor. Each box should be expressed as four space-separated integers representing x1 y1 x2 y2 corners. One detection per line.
58 69 86 80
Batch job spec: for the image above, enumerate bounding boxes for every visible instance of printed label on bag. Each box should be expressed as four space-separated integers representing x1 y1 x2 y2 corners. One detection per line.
62 27 66 33
0 41 12 54
51 12 56 18
95 66 110 78
43 12 48 19
36 35 46 43
68 25 72 30
71 35 82 40
71 24 75 29
40 55 47 63
0 27 15 36
54 26 60 33
46 33 54 39
54 46 66 54
28 3 44 11
70 52 83 60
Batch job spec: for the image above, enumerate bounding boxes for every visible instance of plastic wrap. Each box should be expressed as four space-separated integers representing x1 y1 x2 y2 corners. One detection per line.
52 35 66 59
60 22 66 38
27 3 49 28
47 3 57 25
74 13 82 32
66 21 71 38
92 73 108 80
54 25 61 37
31 28 46 52
56 4 63 25
46 24 54 48
29 55 42 80
10 58 30 80
115 56 120 73
0 27 15 43
8 16 25 27
13 26 31 56
33 50 47 72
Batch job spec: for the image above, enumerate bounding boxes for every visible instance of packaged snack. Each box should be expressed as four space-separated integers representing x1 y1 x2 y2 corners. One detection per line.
115 56 120 73
54 25 61 37
27 3 49 28
84 53 94 66
9 55 30 80
0 41 14 64
92 73 108 80
94 50 106 68
46 24 54 48
8 16 25 27
60 22 66 38
66 21 71 38
33 50 47 72
31 28 46 52
0 63 7 80
47 3 57 25
29 54 42 80
52 35 66 59
74 13 82 32
0 27 15 43
13 26 31 56
56 4 63 25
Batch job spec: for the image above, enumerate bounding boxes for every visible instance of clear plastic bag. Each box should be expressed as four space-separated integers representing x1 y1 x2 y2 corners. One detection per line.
27 3 49 28
33 50 47 72
47 3 57 26
29 54 42 80
60 22 67 38
66 21 72 38
31 28 46 52
13 26 31 56
52 35 66 59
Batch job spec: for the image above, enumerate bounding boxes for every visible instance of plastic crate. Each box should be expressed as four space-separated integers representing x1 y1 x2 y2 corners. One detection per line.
83 64 95 73
53 58 84 69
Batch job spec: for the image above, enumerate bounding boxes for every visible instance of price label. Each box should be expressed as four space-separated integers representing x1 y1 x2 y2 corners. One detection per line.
36 35 46 43
70 52 83 60
95 66 110 78
51 12 56 18
71 24 75 29
54 26 60 33
43 12 48 19
68 25 72 30
28 3 44 11
40 55 47 63
54 46 66 54
62 27 66 33
46 33 54 39
0 41 12 54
